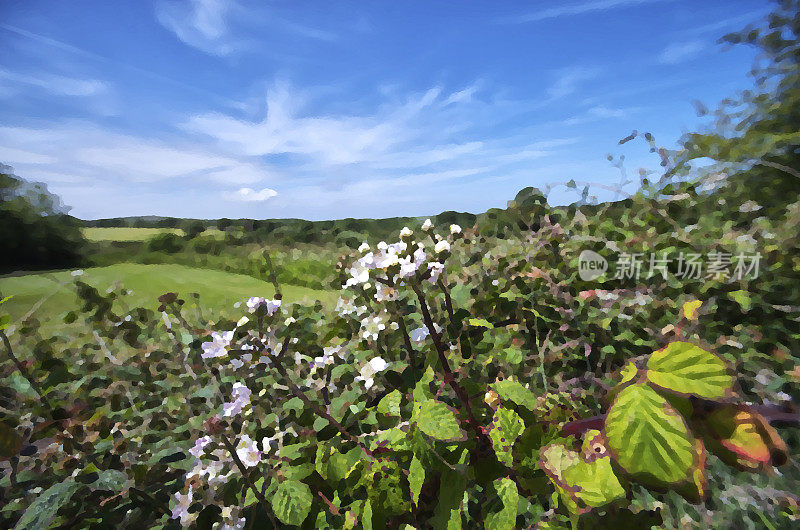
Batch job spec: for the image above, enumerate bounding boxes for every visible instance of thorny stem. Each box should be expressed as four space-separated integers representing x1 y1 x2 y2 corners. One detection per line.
1 330 50 407
409 282 482 432
219 432 279 528
272 336 374 457
437 278 456 331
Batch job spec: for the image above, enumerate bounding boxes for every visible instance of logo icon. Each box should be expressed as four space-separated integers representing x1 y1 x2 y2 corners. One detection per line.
578 250 607 281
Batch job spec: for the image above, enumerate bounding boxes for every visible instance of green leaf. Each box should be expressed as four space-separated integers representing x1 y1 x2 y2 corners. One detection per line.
244 478 265 507
604 383 697 484
646 341 733 399
409 455 425 505
0 313 9 331
619 361 638 385
415 400 465 442
13 479 82 530
362 499 373 530
484 478 518 530
271 479 313 526
92 469 128 491
489 406 525 466
413 366 435 402
377 390 401 416
729 290 752 311
561 457 625 508
491 379 537 410
431 469 466 529
468 317 493 328
0 421 22 458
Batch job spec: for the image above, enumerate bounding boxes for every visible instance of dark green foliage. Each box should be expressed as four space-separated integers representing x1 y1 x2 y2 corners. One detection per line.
0 166 86 272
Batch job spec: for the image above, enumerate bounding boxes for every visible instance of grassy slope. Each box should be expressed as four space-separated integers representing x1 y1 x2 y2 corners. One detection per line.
83 227 185 241
0 263 337 326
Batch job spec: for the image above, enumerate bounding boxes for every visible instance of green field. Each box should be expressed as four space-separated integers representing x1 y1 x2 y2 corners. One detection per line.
82 227 185 241
0 263 336 330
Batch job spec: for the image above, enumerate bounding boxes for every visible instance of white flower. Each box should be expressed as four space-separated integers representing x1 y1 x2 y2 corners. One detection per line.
374 284 398 302
345 263 370 287
311 346 339 371
435 240 450 253
189 436 212 458
377 241 388 250
335 297 366 317
246 297 281 315
284 317 296 326
360 315 386 341
222 382 251 417
262 435 276 455
236 434 261 467
413 246 427 264
354 357 389 389
171 486 195 526
358 241 370 252
400 226 413 238
450 224 461 234
409 326 429 342
427 262 444 284
71 269 84 277
399 256 419 278
739 200 762 213
201 331 233 359
421 218 433 231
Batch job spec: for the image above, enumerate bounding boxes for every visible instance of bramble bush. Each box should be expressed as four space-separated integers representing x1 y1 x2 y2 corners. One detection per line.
1 183 799 528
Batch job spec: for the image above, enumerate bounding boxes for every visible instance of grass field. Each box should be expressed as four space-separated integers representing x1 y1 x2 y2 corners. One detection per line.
0 263 336 331
82 227 185 241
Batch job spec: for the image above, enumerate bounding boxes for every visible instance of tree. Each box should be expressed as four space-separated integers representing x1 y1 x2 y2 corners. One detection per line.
674 0 800 189
217 218 233 231
0 165 86 272
182 220 206 239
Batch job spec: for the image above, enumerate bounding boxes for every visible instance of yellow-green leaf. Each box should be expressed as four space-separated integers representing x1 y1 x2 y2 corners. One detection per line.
377 390 401 416
271 480 313 526
491 379 537 410
415 400 465 442
409 455 425 505
489 406 525 466
646 342 732 399
484 478 518 530
604 383 696 485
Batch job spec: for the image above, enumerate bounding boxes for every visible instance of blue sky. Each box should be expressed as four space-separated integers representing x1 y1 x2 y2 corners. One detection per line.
0 0 772 220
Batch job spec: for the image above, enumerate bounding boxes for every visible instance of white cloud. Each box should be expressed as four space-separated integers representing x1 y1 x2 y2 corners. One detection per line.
223 187 278 202
0 123 276 187
659 40 705 64
498 0 665 24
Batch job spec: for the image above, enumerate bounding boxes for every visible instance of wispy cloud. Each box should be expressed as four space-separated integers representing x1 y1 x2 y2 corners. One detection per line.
498 0 665 24
155 0 240 55
154 0 337 56
547 67 601 99
563 105 633 125
223 187 278 202
0 123 275 186
0 23 240 108
0 68 107 97
659 40 705 64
